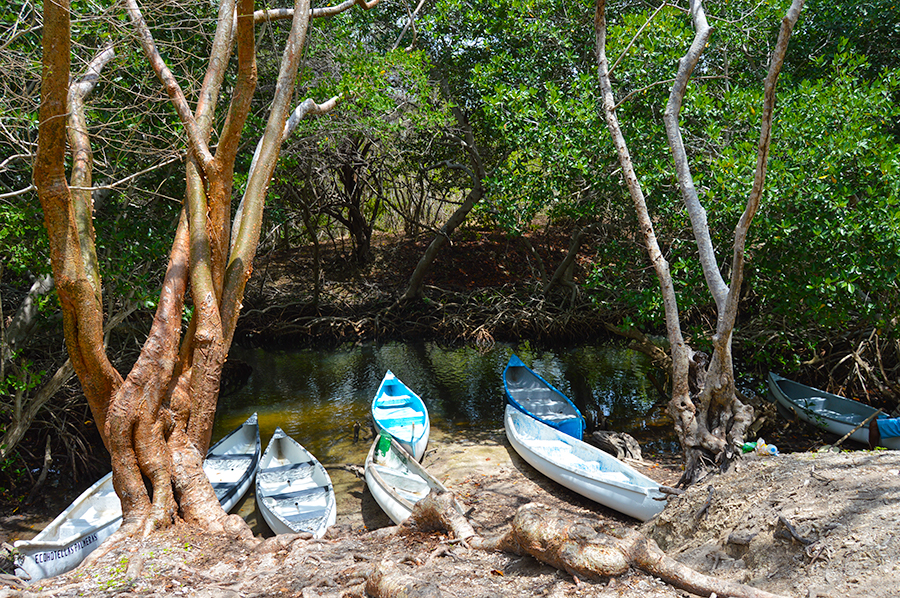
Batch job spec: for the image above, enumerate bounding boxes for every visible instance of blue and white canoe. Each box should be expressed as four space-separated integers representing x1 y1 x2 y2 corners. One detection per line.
256 428 336 538
14 413 260 582
504 405 665 521
371 370 430 461
503 354 585 441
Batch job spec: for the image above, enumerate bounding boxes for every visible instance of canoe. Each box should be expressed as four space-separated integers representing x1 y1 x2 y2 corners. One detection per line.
371 370 430 461
14 413 260 582
767 372 900 449
203 412 262 512
256 427 336 538
503 354 585 441
364 433 461 525
504 405 665 521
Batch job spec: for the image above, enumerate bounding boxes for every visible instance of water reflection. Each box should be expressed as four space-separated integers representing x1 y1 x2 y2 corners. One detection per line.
212 341 679 463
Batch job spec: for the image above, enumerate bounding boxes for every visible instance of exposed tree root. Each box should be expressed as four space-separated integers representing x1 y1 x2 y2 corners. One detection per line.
253 532 310 554
365 560 444 598
405 492 789 598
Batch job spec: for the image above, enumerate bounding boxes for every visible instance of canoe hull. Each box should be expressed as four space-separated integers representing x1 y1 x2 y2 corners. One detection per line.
256 428 336 538
767 372 900 449
504 405 664 521
13 473 121 582
14 413 260 582
503 355 584 441
364 434 450 525
371 370 430 461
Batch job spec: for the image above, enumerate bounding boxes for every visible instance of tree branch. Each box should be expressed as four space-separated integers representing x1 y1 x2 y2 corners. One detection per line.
662 0 729 311
124 0 218 179
68 45 115 304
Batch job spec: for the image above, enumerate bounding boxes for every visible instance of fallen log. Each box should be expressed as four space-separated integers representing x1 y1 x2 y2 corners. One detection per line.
406 493 788 598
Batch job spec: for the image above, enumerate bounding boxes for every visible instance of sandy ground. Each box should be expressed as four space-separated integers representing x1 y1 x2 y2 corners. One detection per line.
2 432 899 598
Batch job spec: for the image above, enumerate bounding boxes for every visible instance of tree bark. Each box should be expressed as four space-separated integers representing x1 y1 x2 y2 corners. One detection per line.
35 0 123 446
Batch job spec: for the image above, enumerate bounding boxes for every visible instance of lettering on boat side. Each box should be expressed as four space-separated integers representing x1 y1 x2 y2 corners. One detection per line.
30 533 100 564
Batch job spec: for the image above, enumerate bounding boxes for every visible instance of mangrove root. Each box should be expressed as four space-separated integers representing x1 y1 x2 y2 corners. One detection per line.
408 493 788 598
401 490 476 542
365 560 443 598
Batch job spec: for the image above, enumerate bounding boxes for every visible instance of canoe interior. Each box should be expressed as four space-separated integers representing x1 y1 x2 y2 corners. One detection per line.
504 405 664 521
371 371 430 461
257 430 335 536
365 434 458 524
373 373 428 436
506 406 654 489
504 355 583 440
773 376 877 423
370 435 440 503
31 474 120 544
203 414 260 510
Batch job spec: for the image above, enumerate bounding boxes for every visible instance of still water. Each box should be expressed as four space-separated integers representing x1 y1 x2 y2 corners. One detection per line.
211 340 679 462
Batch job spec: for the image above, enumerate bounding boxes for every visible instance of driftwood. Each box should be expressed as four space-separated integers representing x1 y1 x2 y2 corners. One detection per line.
403 491 788 598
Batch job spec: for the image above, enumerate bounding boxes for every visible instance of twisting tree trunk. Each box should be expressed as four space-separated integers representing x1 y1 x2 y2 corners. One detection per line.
594 0 804 485
34 0 380 550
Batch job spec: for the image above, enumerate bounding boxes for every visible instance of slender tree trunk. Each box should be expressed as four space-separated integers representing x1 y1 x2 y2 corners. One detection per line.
401 107 484 301
595 0 803 485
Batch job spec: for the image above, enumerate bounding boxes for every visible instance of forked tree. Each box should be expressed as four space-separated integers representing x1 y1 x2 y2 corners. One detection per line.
34 0 377 543
594 0 804 485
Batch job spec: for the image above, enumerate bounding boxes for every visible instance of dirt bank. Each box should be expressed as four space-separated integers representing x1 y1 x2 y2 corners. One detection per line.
3 432 898 598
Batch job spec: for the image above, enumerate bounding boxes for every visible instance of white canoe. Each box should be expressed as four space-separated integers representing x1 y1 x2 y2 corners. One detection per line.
364 433 460 525
14 413 260 582
504 405 665 521
256 428 336 538
371 370 430 461
768 372 900 449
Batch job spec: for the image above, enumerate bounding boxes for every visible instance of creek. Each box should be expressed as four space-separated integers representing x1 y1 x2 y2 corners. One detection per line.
212 340 680 533
213 340 679 462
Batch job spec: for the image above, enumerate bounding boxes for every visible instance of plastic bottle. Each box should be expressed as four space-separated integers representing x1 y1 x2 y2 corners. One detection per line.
753 438 779 456
376 433 392 462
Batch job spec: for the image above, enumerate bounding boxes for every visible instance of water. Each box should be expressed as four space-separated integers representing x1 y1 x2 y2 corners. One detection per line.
211 340 679 461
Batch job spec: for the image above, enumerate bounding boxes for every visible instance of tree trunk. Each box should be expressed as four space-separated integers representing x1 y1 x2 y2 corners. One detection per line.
401 107 484 301
34 0 378 549
594 0 803 485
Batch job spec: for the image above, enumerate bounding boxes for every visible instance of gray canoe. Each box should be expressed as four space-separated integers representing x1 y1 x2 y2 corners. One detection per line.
256 428 336 537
